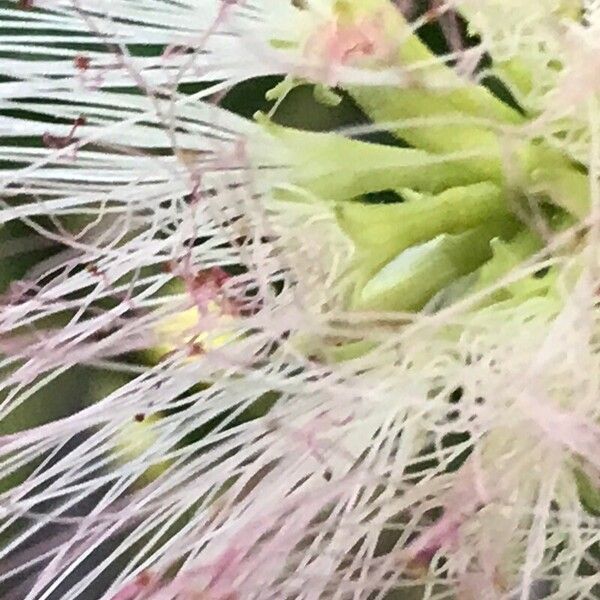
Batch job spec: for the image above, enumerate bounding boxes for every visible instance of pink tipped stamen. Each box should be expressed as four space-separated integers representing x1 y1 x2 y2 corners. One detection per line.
110 571 158 600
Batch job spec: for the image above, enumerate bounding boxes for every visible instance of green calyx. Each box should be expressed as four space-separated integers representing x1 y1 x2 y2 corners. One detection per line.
256 114 489 198
258 0 590 361
352 217 520 312
336 182 510 274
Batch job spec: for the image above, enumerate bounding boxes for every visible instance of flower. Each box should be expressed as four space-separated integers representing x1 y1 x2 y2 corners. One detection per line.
2 1 600 599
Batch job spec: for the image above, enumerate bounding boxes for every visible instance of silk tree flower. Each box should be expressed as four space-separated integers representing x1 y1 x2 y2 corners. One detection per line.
2 0 600 599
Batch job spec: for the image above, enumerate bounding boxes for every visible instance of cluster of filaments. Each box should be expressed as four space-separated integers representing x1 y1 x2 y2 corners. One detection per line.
1 1 600 599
